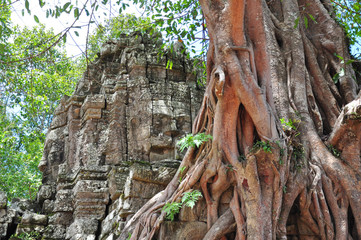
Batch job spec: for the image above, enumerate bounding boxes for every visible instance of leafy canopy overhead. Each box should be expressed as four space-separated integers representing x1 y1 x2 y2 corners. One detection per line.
0 11 80 200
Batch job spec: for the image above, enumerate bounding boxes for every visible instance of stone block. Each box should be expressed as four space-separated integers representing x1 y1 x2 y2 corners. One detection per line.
81 95 105 113
127 140 151 161
0 223 8 238
74 197 109 207
73 180 108 194
42 200 55 214
0 209 16 224
37 185 54 202
54 189 73 212
130 161 179 185
21 212 48 226
76 166 110 181
108 198 122 214
66 219 98 239
100 42 117 57
108 166 130 201
54 95 70 115
99 210 121 240
16 224 45 235
158 221 207 240
43 224 66 240
124 179 164 199
167 68 186 82
48 212 73 226
67 105 81 121
121 197 149 214
148 66 167 81
0 209 6 220
74 205 107 220
149 147 174 162
10 199 40 214
82 108 102 121
103 233 117 240
50 112 67 129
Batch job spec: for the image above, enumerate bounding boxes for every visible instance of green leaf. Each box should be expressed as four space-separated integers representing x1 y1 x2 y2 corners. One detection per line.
34 15 39 23
74 8 79 18
308 14 317 23
63 33 67 43
294 17 300 29
185 201 195 208
63 2 71 11
0 43 5 54
346 59 355 65
334 53 343 60
38 0 45 8
193 139 202 147
304 16 308 29
74 31 79 37
25 0 30 14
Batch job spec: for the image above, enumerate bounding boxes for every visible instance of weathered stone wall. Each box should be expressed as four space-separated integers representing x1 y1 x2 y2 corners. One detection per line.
0 32 204 240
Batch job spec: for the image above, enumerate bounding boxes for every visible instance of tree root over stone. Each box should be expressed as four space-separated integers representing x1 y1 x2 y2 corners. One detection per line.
119 0 361 239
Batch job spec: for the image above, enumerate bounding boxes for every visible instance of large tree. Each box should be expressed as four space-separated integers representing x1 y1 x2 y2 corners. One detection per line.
2 0 360 238
0 13 80 200
119 0 361 239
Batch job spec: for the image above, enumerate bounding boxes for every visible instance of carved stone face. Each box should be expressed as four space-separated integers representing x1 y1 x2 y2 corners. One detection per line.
150 100 176 162
150 99 192 162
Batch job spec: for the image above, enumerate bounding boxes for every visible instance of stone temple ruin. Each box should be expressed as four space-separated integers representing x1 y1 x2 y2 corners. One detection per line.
0 32 205 239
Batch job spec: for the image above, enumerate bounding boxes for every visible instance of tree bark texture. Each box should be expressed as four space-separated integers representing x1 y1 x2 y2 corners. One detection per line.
120 0 361 239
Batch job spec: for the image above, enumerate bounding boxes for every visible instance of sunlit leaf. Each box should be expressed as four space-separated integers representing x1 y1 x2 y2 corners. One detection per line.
63 2 71 11
74 8 79 18
34 15 39 23
304 16 308 29
25 0 30 14
294 17 300 29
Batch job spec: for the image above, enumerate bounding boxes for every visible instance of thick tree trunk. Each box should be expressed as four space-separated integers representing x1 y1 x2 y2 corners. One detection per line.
120 0 361 239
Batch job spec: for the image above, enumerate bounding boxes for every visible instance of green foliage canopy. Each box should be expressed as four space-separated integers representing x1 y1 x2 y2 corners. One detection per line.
0 11 80 200
332 0 361 58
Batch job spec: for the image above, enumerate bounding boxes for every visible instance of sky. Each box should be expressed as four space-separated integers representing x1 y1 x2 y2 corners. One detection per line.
10 0 140 57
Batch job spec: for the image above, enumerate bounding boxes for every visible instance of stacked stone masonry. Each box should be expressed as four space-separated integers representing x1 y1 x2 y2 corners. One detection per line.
0 32 205 240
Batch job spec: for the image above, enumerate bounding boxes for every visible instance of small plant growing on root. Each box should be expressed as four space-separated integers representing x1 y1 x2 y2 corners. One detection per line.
280 118 301 138
177 133 213 152
251 140 273 153
280 118 299 131
275 140 286 165
238 154 246 162
179 166 187 182
291 144 305 171
163 202 182 221
327 144 341 158
162 190 202 221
